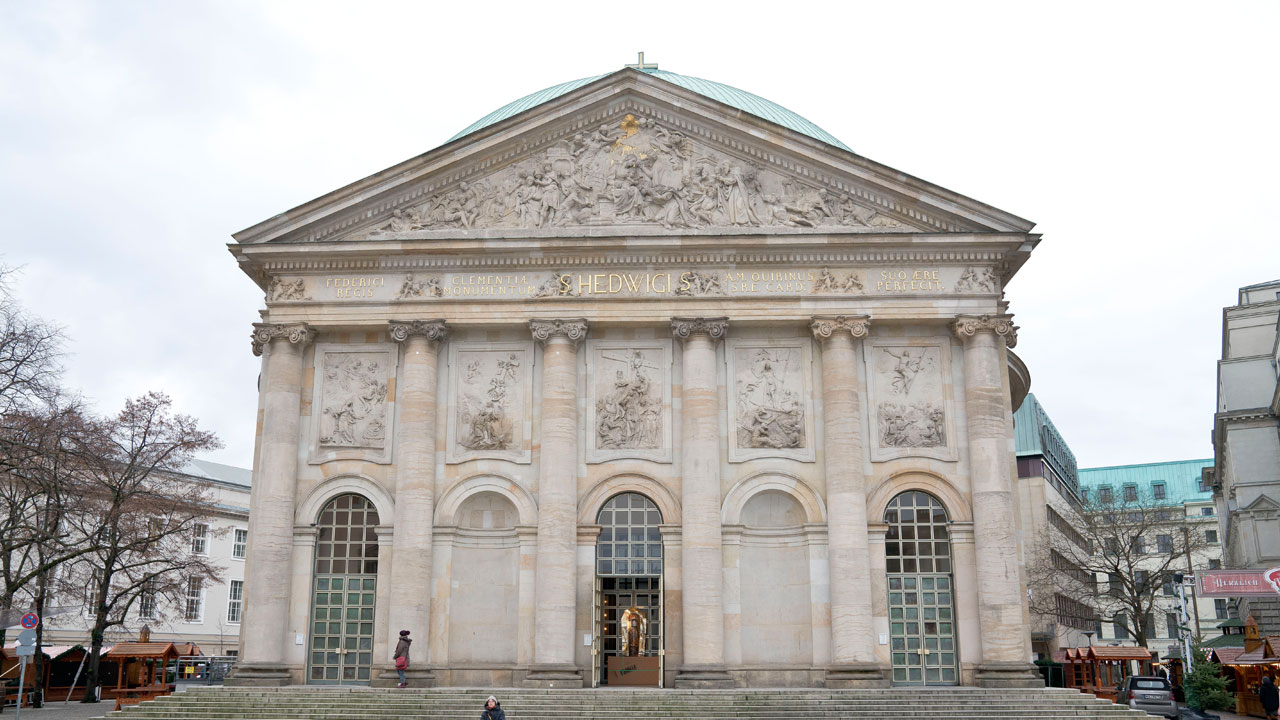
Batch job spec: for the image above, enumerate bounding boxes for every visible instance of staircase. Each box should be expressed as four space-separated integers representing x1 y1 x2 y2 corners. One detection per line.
101 686 1153 719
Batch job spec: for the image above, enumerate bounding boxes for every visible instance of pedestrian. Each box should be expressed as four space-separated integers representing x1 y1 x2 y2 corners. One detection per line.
1260 675 1279 720
394 630 412 688
482 694 506 720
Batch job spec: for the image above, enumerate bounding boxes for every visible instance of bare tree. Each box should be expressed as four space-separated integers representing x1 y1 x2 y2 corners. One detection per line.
57 392 222 703
0 264 63 417
1029 487 1211 647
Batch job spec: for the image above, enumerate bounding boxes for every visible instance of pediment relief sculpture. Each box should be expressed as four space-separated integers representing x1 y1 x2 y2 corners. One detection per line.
367 114 914 237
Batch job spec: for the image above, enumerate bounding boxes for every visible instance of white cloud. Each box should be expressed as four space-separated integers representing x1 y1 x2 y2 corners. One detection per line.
2 0 1276 468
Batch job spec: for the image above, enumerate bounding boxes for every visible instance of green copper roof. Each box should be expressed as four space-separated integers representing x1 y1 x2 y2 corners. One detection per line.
1078 459 1214 505
448 67 851 151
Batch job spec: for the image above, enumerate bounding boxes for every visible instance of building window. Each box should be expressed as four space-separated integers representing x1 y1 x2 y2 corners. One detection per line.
1201 507 1215 516
1099 487 1113 503
1134 536 1148 555
1162 578 1175 596
84 569 102 612
1108 573 1123 597
233 529 247 560
227 580 243 623
1206 529 1218 544
191 524 208 555
1209 558 1221 569
1198 477 1210 493
139 581 156 620
1153 483 1166 500
1124 485 1138 502
1214 599 1227 619
1157 509 1172 521
1135 570 1150 593
1114 614 1129 639
1166 612 1179 639
184 577 203 622
1080 487 1088 502
1157 534 1173 554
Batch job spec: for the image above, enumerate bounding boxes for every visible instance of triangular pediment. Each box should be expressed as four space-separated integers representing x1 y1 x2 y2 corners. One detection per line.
235 69 1034 245
1242 494 1280 512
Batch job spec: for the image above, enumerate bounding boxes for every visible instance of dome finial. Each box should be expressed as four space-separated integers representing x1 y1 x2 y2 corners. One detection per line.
625 52 658 71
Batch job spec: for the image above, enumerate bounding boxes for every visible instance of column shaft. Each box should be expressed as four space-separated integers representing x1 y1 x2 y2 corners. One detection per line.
527 319 587 685
812 316 886 686
233 323 312 685
383 321 447 686
672 317 733 688
954 315 1039 687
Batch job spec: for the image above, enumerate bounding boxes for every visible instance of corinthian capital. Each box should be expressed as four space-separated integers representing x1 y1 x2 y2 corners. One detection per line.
389 319 450 343
529 318 589 347
952 314 1018 348
250 323 315 357
670 317 728 342
810 315 870 340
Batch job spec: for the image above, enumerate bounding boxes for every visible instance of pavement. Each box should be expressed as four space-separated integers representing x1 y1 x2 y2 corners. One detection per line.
0 701 113 719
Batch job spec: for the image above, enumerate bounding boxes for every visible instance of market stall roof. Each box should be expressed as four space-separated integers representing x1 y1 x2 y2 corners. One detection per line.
1204 632 1247 648
1209 647 1247 664
174 643 201 656
1087 646 1153 661
104 642 179 660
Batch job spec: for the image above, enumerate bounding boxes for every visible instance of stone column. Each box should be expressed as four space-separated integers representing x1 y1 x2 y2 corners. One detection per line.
811 315 888 687
230 323 313 686
525 318 588 687
952 314 1039 687
375 320 449 687
671 317 734 688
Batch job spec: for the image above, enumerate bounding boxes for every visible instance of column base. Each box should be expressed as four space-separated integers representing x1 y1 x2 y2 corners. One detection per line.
370 665 436 688
974 661 1043 688
825 662 890 688
223 663 292 687
521 664 584 688
675 664 735 689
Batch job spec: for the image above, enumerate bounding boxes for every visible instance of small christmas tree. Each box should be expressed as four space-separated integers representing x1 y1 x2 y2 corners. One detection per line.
1184 643 1233 712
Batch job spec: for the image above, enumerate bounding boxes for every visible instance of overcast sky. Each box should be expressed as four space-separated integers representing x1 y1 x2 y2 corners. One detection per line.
2 0 1277 471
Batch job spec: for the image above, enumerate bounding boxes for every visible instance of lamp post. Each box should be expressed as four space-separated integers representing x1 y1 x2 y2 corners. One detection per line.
1174 573 1194 674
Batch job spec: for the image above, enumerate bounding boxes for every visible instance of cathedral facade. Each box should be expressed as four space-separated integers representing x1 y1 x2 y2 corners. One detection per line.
227 64 1042 690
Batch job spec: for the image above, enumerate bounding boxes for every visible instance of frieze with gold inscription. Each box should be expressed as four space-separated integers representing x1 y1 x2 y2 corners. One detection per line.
265 266 998 303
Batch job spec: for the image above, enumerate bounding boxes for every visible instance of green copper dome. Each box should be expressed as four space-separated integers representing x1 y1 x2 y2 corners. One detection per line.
448 67 851 152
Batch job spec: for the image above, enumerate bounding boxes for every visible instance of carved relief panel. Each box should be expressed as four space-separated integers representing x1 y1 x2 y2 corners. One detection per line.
726 339 815 463
446 343 534 464
308 344 397 465
585 340 672 464
865 340 957 462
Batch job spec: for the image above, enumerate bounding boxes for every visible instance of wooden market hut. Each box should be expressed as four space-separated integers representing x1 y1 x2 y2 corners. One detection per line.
1208 617 1280 718
1060 645 1154 701
101 642 178 700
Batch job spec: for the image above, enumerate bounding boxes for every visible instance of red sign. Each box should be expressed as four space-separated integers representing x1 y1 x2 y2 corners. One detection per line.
1198 568 1280 597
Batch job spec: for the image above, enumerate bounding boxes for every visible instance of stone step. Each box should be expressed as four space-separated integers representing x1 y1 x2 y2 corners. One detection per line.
101 687 1150 720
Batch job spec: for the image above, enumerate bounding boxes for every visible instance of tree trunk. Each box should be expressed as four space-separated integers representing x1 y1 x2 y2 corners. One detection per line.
80 624 105 703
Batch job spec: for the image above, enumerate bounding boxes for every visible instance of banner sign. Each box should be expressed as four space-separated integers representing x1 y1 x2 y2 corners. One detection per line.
1197 568 1280 597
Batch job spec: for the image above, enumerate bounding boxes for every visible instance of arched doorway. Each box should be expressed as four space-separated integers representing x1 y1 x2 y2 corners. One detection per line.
885 490 958 686
593 492 663 687
307 493 380 685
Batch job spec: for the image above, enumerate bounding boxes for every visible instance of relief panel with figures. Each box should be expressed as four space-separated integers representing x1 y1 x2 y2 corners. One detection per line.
585 340 672 464
308 345 397 465
446 343 534 464
726 340 815 463
866 341 957 463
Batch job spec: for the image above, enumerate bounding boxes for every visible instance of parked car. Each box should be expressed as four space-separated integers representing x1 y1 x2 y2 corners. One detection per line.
1115 676 1179 718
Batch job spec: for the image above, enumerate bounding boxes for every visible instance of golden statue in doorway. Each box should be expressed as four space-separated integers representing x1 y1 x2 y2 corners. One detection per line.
621 606 647 656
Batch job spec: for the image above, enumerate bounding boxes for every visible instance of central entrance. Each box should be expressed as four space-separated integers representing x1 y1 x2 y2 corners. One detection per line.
592 492 664 687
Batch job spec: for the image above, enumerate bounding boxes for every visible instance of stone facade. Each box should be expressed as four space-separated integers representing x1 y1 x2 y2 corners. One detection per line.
1208 279 1280 631
226 67 1042 689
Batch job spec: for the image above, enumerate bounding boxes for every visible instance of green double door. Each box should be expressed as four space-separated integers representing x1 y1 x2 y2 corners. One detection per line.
888 574 958 685
308 574 377 684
